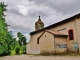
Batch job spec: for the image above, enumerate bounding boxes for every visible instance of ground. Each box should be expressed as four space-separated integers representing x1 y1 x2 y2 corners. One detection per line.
0 55 80 60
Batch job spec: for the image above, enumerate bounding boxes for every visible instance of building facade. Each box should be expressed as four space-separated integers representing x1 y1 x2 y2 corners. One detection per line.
27 13 80 54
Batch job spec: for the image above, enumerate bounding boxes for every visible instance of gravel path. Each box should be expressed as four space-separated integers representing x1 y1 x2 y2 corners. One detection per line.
0 55 80 60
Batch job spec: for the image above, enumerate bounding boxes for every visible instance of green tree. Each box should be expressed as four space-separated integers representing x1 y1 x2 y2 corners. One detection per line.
17 32 27 45
0 2 8 55
0 2 16 55
5 31 17 53
17 32 27 54
17 32 23 46
22 36 26 45
15 46 20 54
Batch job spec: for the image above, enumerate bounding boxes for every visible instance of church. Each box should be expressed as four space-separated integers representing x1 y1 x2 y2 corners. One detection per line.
27 13 80 54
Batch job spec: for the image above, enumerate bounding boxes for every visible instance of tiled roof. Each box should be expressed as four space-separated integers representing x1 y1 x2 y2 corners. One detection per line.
38 30 68 40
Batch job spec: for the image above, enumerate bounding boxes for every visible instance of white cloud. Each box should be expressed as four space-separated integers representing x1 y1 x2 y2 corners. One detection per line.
17 5 29 16
17 0 34 16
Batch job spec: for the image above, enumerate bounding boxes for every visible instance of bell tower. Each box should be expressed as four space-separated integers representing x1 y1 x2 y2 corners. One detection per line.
35 16 44 31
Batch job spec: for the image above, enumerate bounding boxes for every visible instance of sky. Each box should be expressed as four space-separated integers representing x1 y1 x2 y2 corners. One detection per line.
1 0 80 42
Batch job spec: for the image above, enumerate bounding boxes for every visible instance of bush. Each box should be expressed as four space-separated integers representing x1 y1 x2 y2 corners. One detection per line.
22 45 26 54
15 47 20 54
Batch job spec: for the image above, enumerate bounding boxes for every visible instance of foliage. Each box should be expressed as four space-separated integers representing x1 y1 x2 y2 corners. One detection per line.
0 2 16 56
21 45 26 54
10 50 16 55
17 32 27 46
15 46 20 54
17 32 27 54
0 2 8 55
0 2 27 56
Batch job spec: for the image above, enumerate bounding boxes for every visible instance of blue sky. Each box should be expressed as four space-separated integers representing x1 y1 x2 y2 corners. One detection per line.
1 0 80 42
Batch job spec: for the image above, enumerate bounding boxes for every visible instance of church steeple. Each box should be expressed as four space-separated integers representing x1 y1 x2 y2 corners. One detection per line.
35 16 44 31
38 16 41 21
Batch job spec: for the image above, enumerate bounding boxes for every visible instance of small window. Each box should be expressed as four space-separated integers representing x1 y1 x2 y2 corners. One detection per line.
38 23 41 29
37 38 39 44
68 29 74 40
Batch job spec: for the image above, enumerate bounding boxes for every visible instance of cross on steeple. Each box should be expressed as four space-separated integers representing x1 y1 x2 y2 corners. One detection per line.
39 16 40 19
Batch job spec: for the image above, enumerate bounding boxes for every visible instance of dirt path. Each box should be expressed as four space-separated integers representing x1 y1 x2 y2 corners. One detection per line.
0 55 80 60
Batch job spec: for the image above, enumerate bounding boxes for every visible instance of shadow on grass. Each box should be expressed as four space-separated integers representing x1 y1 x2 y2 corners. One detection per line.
0 53 10 58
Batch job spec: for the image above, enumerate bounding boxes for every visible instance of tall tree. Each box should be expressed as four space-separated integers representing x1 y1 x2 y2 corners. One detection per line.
0 2 16 55
17 32 23 46
17 32 27 54
17 32 27 46
0 2 8 55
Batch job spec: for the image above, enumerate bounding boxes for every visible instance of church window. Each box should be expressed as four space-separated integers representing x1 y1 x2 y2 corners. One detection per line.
68 29 74 40
37 38 39 44
38 23 41 29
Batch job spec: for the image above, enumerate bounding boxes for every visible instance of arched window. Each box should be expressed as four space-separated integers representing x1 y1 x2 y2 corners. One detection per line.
37 38 39 44
38 23 42 29
68 29 74 40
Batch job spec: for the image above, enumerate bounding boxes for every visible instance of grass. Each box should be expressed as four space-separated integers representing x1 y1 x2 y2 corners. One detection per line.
10 50 16 55
0 50 26 58
10 50 24 56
